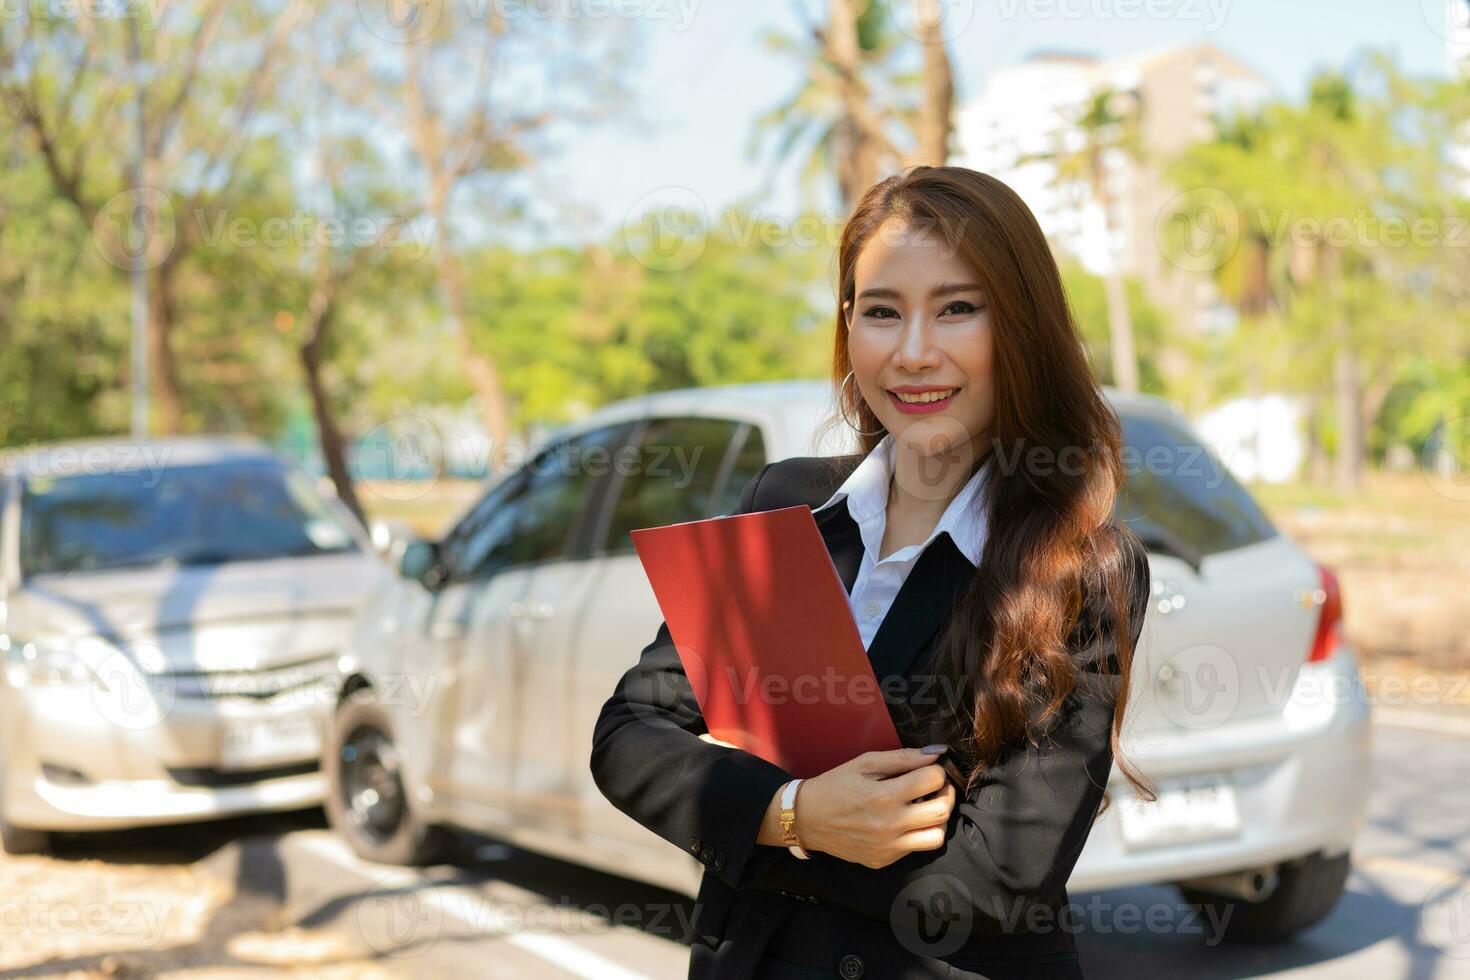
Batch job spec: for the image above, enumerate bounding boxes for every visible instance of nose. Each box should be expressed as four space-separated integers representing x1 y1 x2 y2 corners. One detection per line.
892 314 942 372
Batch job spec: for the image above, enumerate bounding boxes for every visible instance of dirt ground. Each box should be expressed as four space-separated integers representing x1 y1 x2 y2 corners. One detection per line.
1256 471 1470 709
0 815 392 979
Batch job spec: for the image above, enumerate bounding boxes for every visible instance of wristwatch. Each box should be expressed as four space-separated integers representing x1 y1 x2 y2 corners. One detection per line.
779 778 811 860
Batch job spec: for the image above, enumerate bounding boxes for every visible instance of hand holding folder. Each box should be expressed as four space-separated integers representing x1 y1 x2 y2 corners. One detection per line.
630 504 902 779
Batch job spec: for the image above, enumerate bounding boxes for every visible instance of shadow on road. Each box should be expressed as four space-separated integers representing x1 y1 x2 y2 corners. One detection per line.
44 805 328 866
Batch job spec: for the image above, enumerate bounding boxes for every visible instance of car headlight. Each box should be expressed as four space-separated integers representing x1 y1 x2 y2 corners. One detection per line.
2 636 102 689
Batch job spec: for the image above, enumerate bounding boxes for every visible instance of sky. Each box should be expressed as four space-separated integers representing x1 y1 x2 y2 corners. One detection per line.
527 0 1460 251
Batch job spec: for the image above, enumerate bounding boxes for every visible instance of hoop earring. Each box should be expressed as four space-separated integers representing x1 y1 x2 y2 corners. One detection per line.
839 370 885 436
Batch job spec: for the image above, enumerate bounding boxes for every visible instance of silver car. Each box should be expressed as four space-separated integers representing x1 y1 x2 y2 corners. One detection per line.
0 437 383 852
331 379 1371 944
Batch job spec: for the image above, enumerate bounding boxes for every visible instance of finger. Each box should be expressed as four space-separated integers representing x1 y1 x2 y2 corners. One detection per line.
893 824 948 853
897 787 955 832
879 761 948 801
857 746 947 778
914 779 954 802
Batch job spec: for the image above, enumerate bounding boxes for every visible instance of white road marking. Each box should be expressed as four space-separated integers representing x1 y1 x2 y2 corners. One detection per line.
1373 707 1470 738
293 833 656 980
508 930 658 980
1355 854 1469 887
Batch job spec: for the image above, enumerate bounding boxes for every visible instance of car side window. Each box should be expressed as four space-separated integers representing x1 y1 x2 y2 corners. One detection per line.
710 425 766 517
439 470 525 577
600 417 743 556
1117 413 1277 557
453 424 625 578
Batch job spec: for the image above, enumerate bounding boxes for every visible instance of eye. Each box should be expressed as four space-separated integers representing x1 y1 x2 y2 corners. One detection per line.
861 305 900 320
942 300 985 316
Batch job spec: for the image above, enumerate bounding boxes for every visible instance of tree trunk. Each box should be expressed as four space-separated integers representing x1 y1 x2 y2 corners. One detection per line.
431 222 511 473
1243 234 1271 317
1321 245 1363 491
1332 331 1364 491
300 309 366 526
1103 271 1140 393
1092 169 1140 393
827 0 883 210
147 264 185 433
912 0 954 167
833 118 869 213
1305 392 1330 484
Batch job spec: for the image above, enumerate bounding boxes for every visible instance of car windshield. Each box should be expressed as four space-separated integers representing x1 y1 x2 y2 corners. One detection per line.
1117 412 1278 560
19 458 359 577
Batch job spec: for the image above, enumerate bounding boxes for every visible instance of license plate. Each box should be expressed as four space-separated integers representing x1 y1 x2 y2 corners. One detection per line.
1117 774 1241 850
219 715 321 771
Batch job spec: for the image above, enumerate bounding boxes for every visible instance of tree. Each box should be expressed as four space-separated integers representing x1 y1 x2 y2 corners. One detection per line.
1026 87 1146 393
323 2 637 470
0 144 127 443
0 0 308 432
277 3 426 522
1165 53 1470 488
911 0 955 167
751 0 959 211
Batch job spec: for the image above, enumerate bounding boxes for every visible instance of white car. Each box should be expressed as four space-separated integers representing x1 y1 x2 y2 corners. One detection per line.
0 437 383 852
330 379 1370 944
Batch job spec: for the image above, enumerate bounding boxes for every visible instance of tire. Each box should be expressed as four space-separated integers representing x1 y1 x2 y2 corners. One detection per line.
323 690 451 866
0 755 50 855
0 814 49 856
1178 851 1352 944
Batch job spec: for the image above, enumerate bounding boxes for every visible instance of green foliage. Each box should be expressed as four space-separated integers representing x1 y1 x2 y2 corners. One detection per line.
2 16 1466 484
1376 357 1470 461
1058 259 1168 394
1162 51 1470 454
465 209 832 431
0 155 129 444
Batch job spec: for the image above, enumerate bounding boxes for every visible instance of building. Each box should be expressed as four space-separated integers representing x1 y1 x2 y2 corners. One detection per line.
1448 0 1470 195
1450 0 1470 76
955 42 1273 372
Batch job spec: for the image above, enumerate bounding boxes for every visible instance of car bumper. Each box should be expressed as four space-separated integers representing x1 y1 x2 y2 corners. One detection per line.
1069 647 1372 891
0 681 332 832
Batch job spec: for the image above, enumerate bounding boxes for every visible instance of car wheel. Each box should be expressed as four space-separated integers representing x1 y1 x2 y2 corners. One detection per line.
1178 851 1351 944
324 692 451 866
0 813 49 856
0 757 50 855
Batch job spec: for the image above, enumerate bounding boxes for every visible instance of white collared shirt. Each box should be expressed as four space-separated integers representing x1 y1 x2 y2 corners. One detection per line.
812 433 991 651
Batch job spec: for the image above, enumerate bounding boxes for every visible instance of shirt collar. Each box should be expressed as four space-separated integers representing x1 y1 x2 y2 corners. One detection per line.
812 433 991 567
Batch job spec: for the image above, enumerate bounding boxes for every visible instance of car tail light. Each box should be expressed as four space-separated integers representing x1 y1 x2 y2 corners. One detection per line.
1307 565 1343 663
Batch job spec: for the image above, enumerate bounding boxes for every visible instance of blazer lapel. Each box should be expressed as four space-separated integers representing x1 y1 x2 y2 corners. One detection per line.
866 536 974 682
812 497 863 594
810 493 976 684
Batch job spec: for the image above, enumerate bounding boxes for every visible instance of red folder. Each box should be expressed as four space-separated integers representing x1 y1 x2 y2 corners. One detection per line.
629 505 902 778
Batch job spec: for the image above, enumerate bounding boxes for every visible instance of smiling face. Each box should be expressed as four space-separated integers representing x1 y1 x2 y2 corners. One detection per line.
844 217 996 464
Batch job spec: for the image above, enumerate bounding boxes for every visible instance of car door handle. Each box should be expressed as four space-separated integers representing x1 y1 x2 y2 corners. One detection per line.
510 599 555 621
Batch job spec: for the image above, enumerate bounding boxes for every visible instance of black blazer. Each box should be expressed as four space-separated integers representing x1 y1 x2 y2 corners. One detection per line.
590 452 1151 980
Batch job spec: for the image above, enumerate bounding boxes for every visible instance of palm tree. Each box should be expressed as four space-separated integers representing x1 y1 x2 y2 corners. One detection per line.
749 0 956 212
1026 87 1146 392
1166 59 1449 491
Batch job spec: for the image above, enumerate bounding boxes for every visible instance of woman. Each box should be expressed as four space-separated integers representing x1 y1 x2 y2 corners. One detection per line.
590 165 1154 980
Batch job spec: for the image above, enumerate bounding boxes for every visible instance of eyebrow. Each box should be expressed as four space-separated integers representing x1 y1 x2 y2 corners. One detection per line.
855 282 985 301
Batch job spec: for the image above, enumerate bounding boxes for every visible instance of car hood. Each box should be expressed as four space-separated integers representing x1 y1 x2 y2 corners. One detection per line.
7 551 383 646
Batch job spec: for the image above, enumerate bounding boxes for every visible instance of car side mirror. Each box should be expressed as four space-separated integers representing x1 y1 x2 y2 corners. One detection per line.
399 539 448 591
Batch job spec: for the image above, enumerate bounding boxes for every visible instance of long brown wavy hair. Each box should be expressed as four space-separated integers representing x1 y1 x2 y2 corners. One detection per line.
817 165 1155 810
